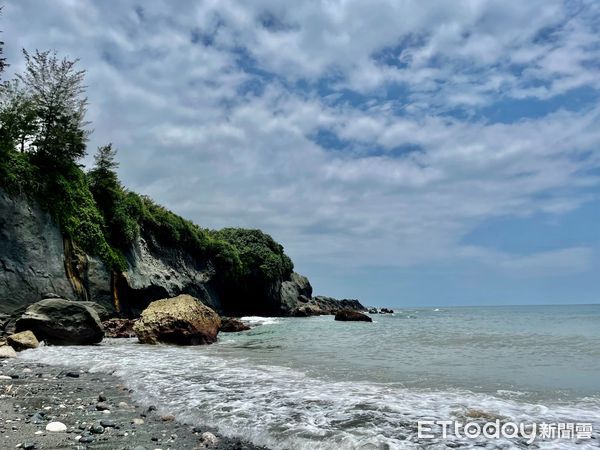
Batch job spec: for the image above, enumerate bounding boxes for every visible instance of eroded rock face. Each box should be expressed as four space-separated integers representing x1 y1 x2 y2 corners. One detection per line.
0 190 76 314
280 272 313 314
7 330 39 351
133 294 221 345
15 298 104 345
119 235 220 317
334 309 373 322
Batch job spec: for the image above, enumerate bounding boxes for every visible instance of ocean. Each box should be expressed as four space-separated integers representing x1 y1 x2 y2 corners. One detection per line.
20 305 600 449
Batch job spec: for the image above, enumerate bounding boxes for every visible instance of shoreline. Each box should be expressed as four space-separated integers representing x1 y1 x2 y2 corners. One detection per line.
0 358 268 450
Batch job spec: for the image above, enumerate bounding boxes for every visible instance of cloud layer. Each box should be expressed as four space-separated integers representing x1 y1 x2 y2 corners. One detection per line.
2 1 600 302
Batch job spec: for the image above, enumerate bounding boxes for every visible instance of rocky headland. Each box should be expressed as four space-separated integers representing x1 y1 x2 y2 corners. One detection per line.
0 189 365 322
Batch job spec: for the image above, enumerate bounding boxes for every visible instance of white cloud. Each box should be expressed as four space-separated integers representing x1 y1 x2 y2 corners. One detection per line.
1 0 599 283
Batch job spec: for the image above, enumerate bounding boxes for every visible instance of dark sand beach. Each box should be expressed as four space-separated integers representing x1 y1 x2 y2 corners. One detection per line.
0 358 267 450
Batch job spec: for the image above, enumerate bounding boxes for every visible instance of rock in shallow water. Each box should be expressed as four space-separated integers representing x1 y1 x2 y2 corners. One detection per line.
219 317 250 332
334 309 373 322
133 294 221 345
7 330 39 351
15 299 104 345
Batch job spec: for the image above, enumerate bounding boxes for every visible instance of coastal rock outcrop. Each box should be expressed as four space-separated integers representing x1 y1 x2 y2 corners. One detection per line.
15 298 104 345
292 304 324 317
313 296 365 314
0 189 365 320
117 234 219 317
219 317 250 332
0 190 76 314
0 188 220 318
6 330 39 351
279 273 366 317
280 272 313 314
334 309 373 322
133 294 221 345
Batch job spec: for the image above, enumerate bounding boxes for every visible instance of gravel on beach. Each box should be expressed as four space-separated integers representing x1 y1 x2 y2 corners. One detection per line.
0 359 267 450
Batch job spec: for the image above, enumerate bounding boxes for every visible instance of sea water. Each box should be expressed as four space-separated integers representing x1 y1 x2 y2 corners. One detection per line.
20 305 600 449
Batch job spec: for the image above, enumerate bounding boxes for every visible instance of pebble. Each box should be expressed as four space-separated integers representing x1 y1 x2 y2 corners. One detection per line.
95 402 110 411
201 431 219 446
90 425 104 434
132 418 144 425
30 413 44 424
65 372 79 378
99 419 116 428
79 435 94 444
98 394 106 402
161 414 175 422
45 422 67 432
0 375 12 380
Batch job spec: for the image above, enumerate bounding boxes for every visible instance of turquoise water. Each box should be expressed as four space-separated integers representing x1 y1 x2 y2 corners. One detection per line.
21 305 600 449
221 305 600 398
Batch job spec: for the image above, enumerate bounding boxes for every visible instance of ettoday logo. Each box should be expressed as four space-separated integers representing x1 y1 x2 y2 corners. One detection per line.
418 420 593 444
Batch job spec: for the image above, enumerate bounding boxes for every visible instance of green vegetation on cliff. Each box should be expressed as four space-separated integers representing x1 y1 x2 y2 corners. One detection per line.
0 46 291 293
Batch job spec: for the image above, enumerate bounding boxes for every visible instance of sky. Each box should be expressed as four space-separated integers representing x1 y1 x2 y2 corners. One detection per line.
2 0 600 307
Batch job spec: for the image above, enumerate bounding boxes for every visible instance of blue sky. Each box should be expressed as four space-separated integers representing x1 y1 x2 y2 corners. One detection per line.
2 0 600 306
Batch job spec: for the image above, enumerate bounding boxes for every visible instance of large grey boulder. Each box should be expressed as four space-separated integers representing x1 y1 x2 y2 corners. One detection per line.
16 299 104 345
133 294 221 345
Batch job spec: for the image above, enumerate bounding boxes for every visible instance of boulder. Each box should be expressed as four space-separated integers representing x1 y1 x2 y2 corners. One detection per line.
7 330 39 351
334 309 373 322
79 302 111 321
380 308 394 314
219 317 250 333
102 318 137 338
133 294 221 345
367 308 378 314
0 345 17 358
292 304 324 317
16 298 104 345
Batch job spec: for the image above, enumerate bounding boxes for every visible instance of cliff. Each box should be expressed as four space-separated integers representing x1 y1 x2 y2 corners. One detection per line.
0 188 365 318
